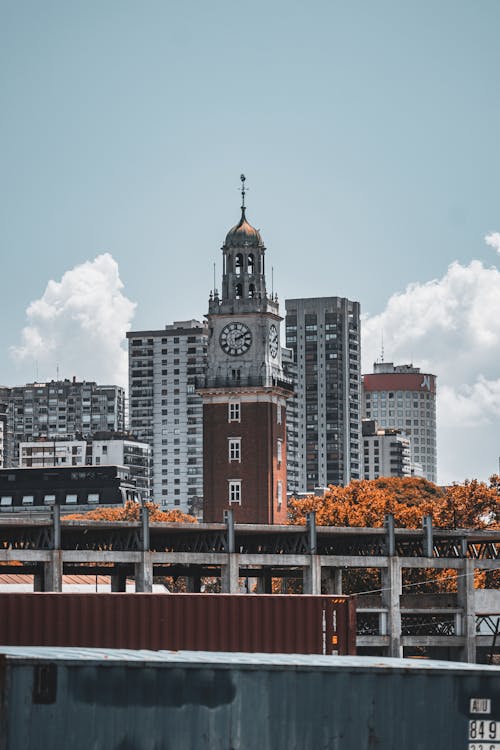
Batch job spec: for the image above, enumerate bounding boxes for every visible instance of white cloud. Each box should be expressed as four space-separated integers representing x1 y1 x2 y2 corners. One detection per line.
11 254 135 387
362 255 500 483
485 232 500 254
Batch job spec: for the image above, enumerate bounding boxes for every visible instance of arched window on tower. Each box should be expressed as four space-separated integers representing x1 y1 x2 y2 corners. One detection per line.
235 254 243 277
235 283 243 299
226 255 233 272
248 284 255 298
247 253 255 274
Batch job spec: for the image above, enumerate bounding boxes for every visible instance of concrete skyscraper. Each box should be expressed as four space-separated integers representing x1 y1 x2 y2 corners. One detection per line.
285 296 361 493
127 320 207 512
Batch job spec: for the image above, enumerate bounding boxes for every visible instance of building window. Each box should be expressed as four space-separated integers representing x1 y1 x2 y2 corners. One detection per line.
277 480 283 509
65 494 78 504
277 439 283 465
228 438 241 462
228 480 241 504
228 402 241 422
44 495 56 505
87 493 99 504
277 404 282 424
1 496 13 506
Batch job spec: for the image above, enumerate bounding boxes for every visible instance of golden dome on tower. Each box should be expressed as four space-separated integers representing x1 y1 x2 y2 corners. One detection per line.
224 207 264 248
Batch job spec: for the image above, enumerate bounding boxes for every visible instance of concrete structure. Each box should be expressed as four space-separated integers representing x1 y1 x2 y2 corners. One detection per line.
19 433 152 497
362 362 437 482
0 403 7 469
285 297 362 491
1 510 498 663
0 380 125 468
282 347 299 496
198 178 292 523
362 419 411 479
127 320 207 511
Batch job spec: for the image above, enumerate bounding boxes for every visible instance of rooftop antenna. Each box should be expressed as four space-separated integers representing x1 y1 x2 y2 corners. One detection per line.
380 330 385 363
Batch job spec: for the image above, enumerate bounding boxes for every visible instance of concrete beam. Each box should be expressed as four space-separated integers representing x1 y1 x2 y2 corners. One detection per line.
0 550 51 563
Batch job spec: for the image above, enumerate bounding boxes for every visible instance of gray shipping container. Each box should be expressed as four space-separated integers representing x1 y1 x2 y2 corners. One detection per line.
1 647 500 750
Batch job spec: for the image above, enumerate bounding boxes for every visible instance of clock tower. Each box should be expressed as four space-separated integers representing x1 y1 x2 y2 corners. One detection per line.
198 176 292 523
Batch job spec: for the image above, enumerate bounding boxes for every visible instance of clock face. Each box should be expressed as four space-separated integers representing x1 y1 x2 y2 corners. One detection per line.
220 321 252 356
269 324 279 358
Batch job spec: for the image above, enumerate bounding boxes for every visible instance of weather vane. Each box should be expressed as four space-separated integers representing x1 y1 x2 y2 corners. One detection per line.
240 173 247 209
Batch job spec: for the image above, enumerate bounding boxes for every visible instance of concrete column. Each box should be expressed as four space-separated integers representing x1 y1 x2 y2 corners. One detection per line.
135 552 153 592
381 558 402 657
306 511 317 554
43 551 63 592
186 571 202 593
384 513 395 556
321 568 343 595
221 553 239 593
255 569 272 594
111 570 127 592
304 556 321 595
140 506 150 551
226 508 235 553
422 515 433 558
34 569 44 591
458 558 476 663
43 505 62 591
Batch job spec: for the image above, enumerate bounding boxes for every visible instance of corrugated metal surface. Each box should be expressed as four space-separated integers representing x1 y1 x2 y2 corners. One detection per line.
1 647 499 750
0 593 356 655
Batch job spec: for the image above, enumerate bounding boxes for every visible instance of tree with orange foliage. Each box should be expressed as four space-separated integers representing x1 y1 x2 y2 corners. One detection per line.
288 475 499 530
64 500 197 523
434 477 499 530
288 476 499 594
288 476 444 529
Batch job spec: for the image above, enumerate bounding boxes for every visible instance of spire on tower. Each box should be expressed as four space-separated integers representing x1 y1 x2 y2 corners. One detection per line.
240 173 246 208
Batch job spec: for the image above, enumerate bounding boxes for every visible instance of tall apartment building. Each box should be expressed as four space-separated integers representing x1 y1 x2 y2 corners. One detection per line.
282 347 299 496
127 320 207 511
0 380 125 467
285 297 361 492
362 362 437 482
0 402 10 469
0 408 5 469
362 419 411 479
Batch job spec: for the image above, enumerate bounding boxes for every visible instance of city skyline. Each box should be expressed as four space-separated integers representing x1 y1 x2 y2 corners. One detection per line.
2 1 500 485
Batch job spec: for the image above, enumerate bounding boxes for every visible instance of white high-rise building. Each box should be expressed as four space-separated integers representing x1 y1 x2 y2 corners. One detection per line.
285 297 362 492
362 362 437 482
362 419 411 479
127 320 207 512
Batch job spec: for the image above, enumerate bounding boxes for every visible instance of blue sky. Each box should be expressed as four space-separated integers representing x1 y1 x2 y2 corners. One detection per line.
1 1 500 483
